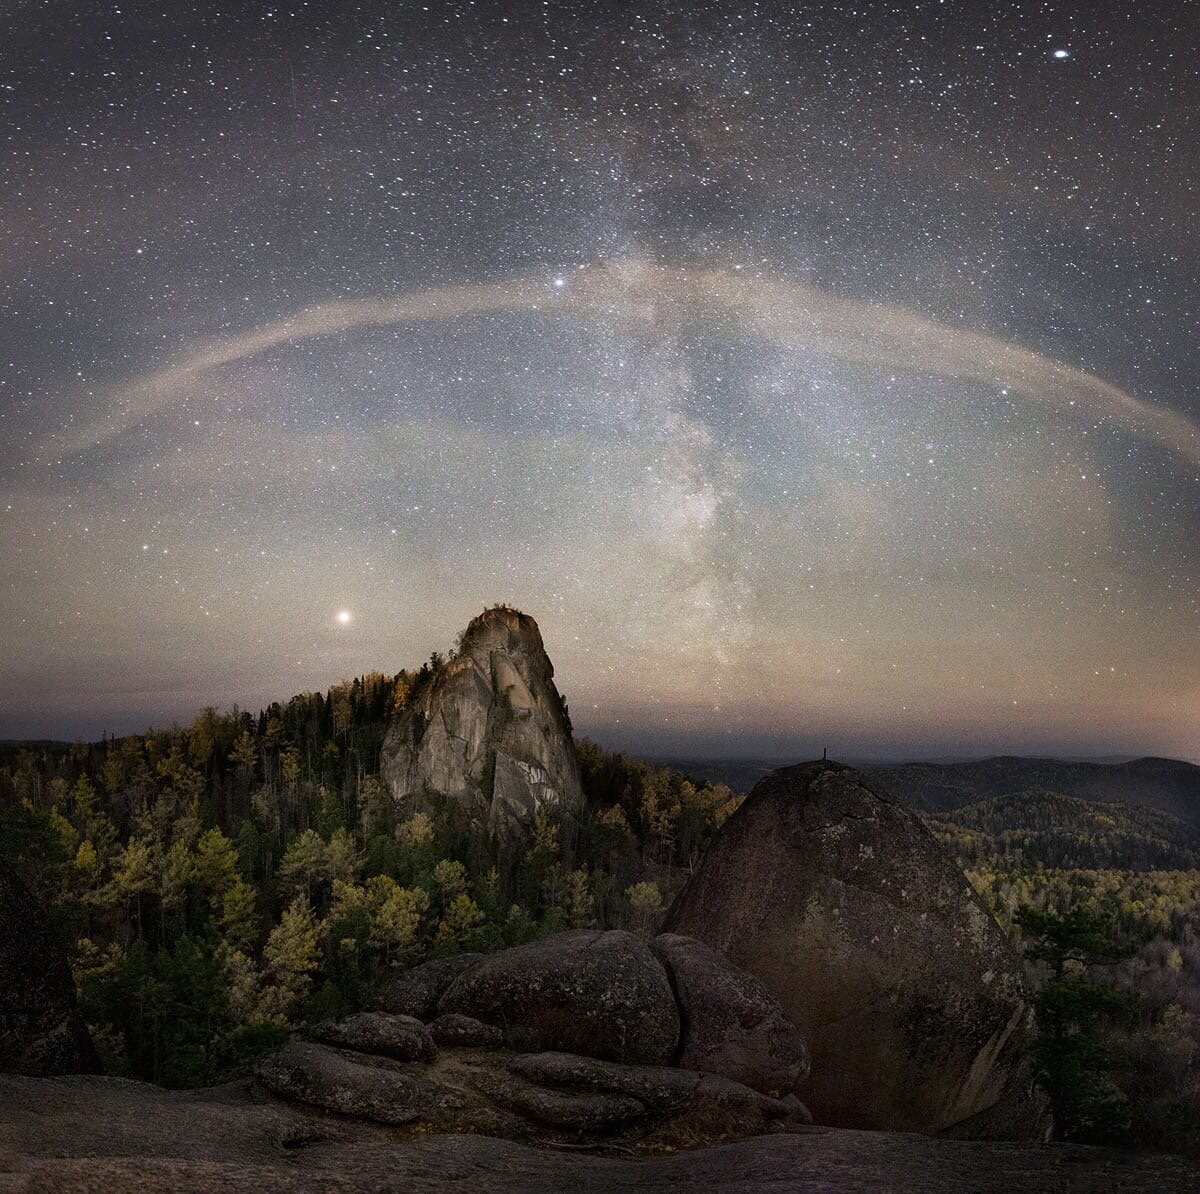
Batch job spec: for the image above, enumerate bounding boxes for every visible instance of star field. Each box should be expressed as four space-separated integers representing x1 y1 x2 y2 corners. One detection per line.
0 1 1196 760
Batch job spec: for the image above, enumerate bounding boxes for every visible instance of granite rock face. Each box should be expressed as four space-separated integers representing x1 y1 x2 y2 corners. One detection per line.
437 929 681 1065
663 761 1045 1137
381 607 584 845
651 932 810 1098
0 861 99 1077
310 1012 436 1063
377 952 483 1020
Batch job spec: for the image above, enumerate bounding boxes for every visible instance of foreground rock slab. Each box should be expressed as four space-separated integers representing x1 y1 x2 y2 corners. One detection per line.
3 1073 1199 1193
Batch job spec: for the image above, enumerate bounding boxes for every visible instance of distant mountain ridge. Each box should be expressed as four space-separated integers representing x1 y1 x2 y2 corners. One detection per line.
867 756 1200 827
660 755 1200 867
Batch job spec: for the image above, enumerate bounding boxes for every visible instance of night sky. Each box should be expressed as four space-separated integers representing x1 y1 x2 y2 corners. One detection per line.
1 1 1197 760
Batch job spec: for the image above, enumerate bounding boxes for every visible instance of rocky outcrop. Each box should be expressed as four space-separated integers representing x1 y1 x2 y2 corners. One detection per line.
437 930 681 1065
378 952 483 1019
663 761 1045 1137
428 1013 502 1049
650 932 809 1098
254 1031 803 1148
249 928 814 1149
381 612 583 844
378 929 808 1096
381 607 584 845
6 1072 1200 1193
255 1036 803 1147
0 861 98 1077
310 1012 436 1062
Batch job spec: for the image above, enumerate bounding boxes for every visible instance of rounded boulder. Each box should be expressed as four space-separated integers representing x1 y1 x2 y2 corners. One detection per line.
438 929 680 1065
650 932 809 1097
663 761 1042 1136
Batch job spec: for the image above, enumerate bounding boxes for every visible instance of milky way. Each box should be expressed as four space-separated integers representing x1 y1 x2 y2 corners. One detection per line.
1 2 1197 760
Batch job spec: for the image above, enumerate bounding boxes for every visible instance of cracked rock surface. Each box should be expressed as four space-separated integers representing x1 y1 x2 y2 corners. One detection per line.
380 607 583 847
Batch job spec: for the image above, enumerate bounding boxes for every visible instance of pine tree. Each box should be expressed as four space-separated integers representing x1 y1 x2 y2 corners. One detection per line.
1016 905 1138 1142
261 894 321 1024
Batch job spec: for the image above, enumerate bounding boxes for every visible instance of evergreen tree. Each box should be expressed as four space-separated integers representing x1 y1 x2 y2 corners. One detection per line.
1016 905 1138 1142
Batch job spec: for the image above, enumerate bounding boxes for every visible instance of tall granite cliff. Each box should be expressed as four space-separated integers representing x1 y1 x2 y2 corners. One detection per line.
381 607 584 844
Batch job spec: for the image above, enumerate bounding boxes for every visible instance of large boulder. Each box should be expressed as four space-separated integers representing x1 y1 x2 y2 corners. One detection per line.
0 861 98 1077
663 761 1043 1136
438 929 680 1064
378 952 482 1019
650 932 809 1097
381 607 584 846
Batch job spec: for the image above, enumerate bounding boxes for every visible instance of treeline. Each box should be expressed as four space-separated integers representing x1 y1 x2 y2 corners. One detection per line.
0 672 737 1088
927 789 1200 871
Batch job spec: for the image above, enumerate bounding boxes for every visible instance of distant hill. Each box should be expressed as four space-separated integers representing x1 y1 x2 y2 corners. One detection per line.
866 756 1200 827
656 758 783 795
662 754 1200 871
926 789 1200 870
663 755 1200 822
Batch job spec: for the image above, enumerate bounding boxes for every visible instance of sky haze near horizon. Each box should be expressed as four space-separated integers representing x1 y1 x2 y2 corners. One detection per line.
1 1 1197 761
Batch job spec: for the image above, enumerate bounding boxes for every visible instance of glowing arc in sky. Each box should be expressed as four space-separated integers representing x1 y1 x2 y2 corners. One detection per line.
61 257 1200 467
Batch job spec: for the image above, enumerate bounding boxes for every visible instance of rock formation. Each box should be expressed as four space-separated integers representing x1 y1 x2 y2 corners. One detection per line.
0 861 98 1077
663 760 1045 1137
650 932 809 1099
381 607 584 845
255 1039 802 1147
252 929 811 1149
378 928 809 1099
436 930 681 1066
